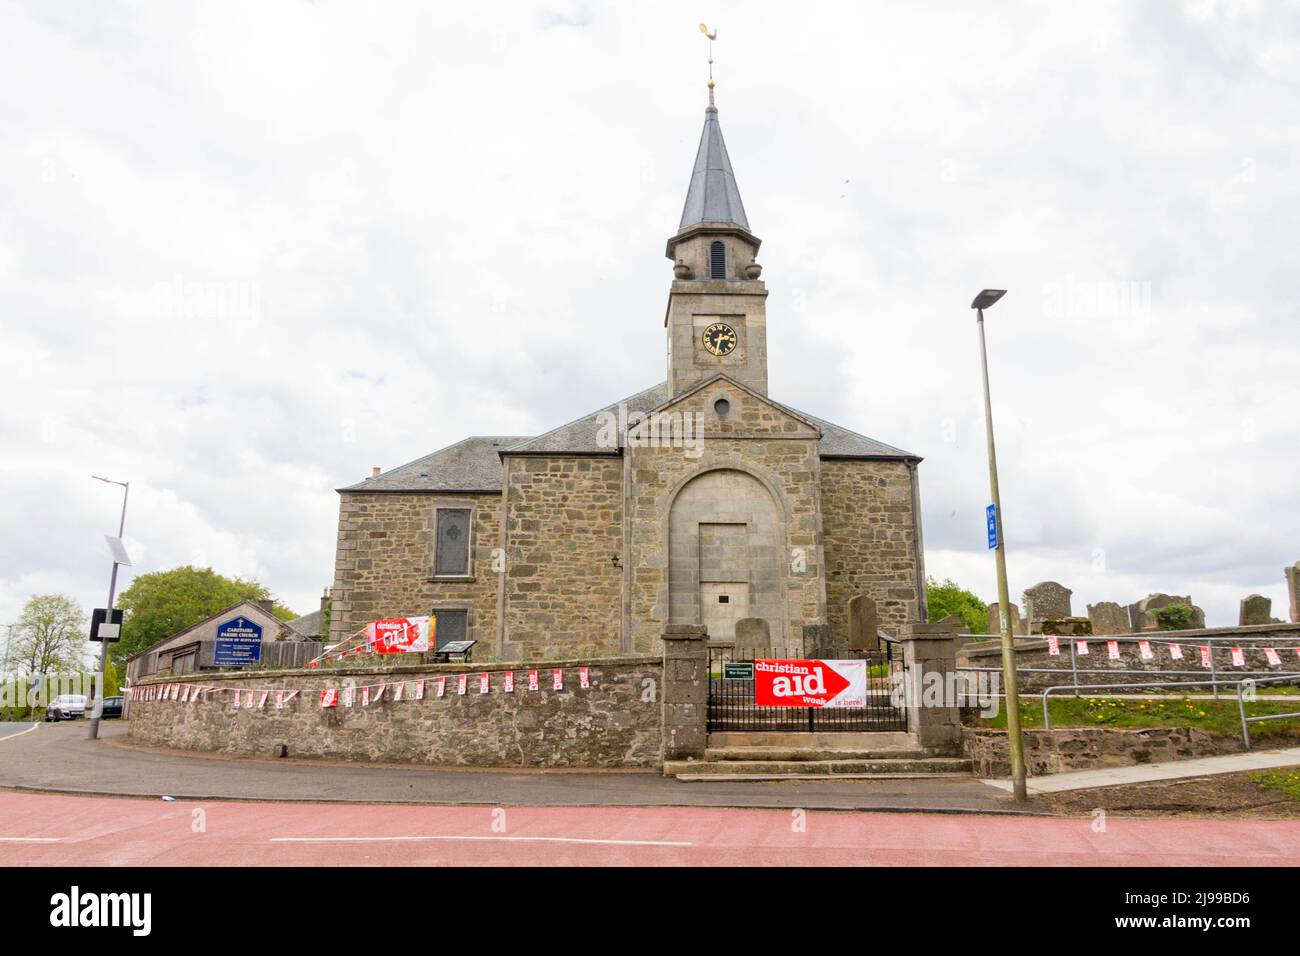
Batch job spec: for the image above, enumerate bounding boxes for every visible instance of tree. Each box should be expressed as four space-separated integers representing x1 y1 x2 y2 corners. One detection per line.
926 577 988 634
112 566 297 664
1153 603 1196 631
12 594 88 676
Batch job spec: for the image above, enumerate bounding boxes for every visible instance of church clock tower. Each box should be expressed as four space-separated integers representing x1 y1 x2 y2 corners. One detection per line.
664 81 768 397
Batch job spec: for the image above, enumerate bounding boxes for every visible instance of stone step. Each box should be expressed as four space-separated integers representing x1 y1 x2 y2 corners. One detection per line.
707 731 915 750
704 747 929 762
663 757 973 778
673 771 975 783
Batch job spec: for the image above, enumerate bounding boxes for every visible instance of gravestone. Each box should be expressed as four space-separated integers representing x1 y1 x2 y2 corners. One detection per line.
1041 617 1092 637
802 623 837 659
847 594 879 651
1239 595 1276 626
1087 601 1130 635
1287 562 1300 624
1130 593 1203 631
1023 581 1072 633
986 601 1021 637
734 618 771 658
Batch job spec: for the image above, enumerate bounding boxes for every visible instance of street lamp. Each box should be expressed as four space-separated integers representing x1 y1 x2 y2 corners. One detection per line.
89 475 130 741
971 289 1027 802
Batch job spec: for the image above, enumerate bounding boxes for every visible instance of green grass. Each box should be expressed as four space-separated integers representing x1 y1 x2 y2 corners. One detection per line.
980 695 1300 738
1253 767 1300 800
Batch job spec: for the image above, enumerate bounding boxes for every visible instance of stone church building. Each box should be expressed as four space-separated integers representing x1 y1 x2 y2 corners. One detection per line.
329 92 928 661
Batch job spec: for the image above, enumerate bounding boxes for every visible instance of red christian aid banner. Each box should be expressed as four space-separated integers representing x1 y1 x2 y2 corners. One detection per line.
366 616 432 654
753 659 867 708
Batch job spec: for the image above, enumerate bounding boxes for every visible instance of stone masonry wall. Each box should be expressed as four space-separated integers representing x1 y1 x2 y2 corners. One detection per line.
821 459 921 639
964 726 1240 777
501 456 624 659
330 492 502 658
128 657 663 768
625 379 827 653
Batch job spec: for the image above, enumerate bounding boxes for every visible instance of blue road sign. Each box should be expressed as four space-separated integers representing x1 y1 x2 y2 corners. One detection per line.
214 617 263 667
986 504 999 550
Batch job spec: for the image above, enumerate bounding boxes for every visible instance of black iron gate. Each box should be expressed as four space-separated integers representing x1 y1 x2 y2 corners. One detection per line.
707 645 907 732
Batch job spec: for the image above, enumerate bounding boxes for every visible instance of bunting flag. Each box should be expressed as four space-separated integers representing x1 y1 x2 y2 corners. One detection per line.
180 685 191 703
276 690 286 710
1076 640 1089 656
415 679 426 700
435 677 445 698
1199 645 1212 666
457 674 468 696
553 668 564 691
1106 640 1120 660
320 688 338 709
309 660 320 669
503 671 515 693
343 686 355 708
1169 642 1183 660
1046 635 1060 656
257 690 269 709
1138 640 1153 661
283 690 299 706
244 689 255 708
1231 647 1246 667
478 673 490 694
361 686 371 707
528 669 539 691
232 689 242 708
579 667 590 689
1264 647 1282 666
394 681 404 702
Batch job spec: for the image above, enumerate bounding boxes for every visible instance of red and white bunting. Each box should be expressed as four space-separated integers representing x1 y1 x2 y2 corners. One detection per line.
361 686 371 707
1076 640 1089 656
276 690 286 710
1046 635 1060 656
394 681 404 702
528 669 539 691
478 673 490 694
1199 645 1212 667
1231 647 1246 667
1169 643 1183 660
435 677 446 698
1106 640 1120 660
283 690 299 706
1264 647 1282 666
343 686 355 708
1138 640 1153 661
244 689 255 708
503 671 515 693
457 674 468 696
553 668 564 691
180 685 191 703
232 689 242 708
320 688 338 709
579 667 590 689
415 679 426 700
257 691 269 710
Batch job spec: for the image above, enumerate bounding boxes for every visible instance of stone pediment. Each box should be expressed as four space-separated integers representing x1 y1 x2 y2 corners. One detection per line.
627 374 821 445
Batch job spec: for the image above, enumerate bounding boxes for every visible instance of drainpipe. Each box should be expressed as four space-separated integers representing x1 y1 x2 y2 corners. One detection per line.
907 460 928 622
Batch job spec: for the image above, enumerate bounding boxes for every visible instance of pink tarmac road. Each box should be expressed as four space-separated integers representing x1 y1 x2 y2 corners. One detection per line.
2 791 1299 866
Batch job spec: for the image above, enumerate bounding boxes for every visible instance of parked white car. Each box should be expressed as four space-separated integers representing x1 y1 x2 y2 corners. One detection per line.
45 695 87 721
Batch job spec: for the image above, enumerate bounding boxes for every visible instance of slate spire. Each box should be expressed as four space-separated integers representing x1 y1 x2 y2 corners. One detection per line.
677 100 750 232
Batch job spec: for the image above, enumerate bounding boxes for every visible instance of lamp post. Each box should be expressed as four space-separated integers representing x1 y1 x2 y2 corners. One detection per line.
89 475 129 740
972 289 1027 802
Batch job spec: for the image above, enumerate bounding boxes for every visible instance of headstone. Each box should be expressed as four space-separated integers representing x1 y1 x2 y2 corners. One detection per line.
734 618 771 659
986 601 1021 637
1239 595 1275 626
1287 562 1300 624
1041 617 1092 637
1131 593 1201 631
1023 581 1072 633
802 623 836 659
1087 601 1130 635
847 595 879 651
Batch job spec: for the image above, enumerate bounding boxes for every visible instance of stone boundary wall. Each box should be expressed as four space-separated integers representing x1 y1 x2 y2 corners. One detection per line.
958 623 1300 693
963 726 1252 777
128 656 663 769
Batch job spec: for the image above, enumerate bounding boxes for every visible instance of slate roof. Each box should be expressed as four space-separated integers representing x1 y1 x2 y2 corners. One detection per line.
679 106 750 232
338 436 531 493
286 609 323 639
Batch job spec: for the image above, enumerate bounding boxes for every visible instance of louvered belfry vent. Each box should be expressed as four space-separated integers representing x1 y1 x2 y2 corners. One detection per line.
709 241 726 279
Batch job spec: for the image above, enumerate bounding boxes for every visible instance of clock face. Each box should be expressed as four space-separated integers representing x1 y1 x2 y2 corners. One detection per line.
702 322 738 356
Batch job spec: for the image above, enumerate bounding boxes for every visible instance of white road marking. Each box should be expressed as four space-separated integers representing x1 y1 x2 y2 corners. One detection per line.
270 835 692 847
0 723 39 742
0 837 61 843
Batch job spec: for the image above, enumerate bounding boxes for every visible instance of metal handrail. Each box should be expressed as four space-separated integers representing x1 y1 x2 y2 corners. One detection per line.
1039 674 1300 749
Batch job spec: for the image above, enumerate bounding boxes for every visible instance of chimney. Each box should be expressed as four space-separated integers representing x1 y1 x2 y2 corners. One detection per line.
257 599 275 615
371 466 381 478
320 587 330 614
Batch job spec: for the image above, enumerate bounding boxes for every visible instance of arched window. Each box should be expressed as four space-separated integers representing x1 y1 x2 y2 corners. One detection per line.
709 240 726 279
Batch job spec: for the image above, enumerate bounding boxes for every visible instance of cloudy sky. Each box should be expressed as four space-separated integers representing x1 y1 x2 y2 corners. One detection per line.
2 0 1298 634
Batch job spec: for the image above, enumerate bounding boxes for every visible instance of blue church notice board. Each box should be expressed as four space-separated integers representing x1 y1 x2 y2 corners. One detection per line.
214 617 263 667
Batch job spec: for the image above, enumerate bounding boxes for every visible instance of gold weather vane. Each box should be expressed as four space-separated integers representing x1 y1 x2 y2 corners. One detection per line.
699 23 717 107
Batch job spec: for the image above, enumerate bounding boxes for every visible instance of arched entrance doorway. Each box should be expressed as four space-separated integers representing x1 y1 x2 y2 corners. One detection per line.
668 468 784 644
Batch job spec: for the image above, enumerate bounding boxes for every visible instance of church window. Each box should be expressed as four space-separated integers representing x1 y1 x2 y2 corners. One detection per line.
709 241 726 278
434 508 472 576
432 608 468 649
713 398 731 417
